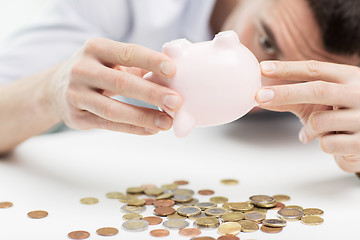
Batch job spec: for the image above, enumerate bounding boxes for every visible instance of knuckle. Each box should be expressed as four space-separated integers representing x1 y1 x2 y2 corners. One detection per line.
114 72 131 94
83 38 102 54
70 61 88 79
279 63 291 79
135 111 150 127
103 102 116 120
305 60 321 79
119 43 136 65
146 87 159 104
280 87 292 103
311 82 327 100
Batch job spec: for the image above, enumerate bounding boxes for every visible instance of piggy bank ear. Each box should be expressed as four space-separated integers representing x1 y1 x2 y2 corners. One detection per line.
213 31 240 48
162 38 191 58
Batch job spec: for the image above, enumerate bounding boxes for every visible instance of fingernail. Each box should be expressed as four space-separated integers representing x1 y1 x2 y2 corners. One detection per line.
145 128 158 134
261 62 276 73
160 61 176 76
257 88 274 103
299 130 306 143
156 115 172 130
163 94 180 110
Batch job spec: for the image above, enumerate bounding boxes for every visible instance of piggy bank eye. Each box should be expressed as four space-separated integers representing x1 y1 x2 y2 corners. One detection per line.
259 35 276 57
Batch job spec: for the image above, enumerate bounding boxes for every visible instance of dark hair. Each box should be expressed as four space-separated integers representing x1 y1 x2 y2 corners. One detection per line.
306 0 360 56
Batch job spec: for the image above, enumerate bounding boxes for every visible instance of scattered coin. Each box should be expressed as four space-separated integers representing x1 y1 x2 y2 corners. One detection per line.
126 187 144 194
0 202 13 208
249 195 276 208
271 202 285 210
167 212 187 220
122 213 143 221
238 220 259 232
244 211 265 223
222 212 245 222
163 219 190 230
126 198 146 206
273 194 290 202
210 196 229 204
80 197 98 205
229 202 254 212
154 199 175 208
188 212 207 221
68 230 90 239
278 208 304 221
191 237 216 240
172 194 193 203
122 219 149 232
301 215 324 225
262 219 287 228
154 206 176 216
196 202 217 210
106 192 124 199
252 207 267 214
178 198 199 206
217 235 240 240
179 228 202 237
217 222 241 235
195 217 220 228
303 208 324 216
221 179 239 185
144 188 164 196
143 198 156 205
173 189 195 196
198 190 215 195
177 206 202 217
205 207 228 217
161 184 178 191
150 229 170 237
260 225 283 234
174 180 189 185
27 210 48 219
96 227 119 236
142 216 163 225
121 205 146 213
283 205 303 210
156 193 174 200
141 184 157 190
119 195 138 203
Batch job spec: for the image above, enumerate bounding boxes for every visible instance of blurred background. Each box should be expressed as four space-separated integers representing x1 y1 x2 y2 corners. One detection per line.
0 0 51 48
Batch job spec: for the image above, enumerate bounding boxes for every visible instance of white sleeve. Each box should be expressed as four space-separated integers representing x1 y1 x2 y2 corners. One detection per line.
0 0 130 84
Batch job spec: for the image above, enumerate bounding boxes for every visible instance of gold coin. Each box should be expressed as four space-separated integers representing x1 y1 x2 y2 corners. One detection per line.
188 212 206 221
301 215 324 225
126 198 146 206
177 206 202 217
27 210 48 219
222 212 245 222
204 207 228 217
161 184 178 191
80 197 98 205
119 195 138 203
173 189 195 196
252 207 267 214
121 205 146 213
156 193 174 200
144 188 164 196
273 194 290 202
229 202 254 212
303 208 324 216
68 230 90 239
249 195 276 208
238 220 259 232
221 179 239 185
122 219 149 232
195 217 220 227
262 219 287 228
217 222 241 235
122 213 143 220
167 212 187 220
96 227 119 236
278 208 303 221
163 219 190 229
0 202 13 208
260 225 283 234
126 187 144 194
210 196 228 204
222 202 231 210
106 192 125 199
284 205 303 210
244 211 265 223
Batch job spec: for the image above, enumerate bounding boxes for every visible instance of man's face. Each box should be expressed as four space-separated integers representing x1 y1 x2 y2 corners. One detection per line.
222 0 360 65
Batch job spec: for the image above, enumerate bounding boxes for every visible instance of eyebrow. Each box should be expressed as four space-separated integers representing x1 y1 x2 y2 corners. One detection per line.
260 20 283 55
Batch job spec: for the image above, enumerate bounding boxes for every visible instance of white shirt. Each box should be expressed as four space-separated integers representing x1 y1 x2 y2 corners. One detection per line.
0 0 216 84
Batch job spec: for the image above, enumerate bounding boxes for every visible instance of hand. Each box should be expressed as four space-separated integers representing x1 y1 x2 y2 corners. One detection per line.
256 60 360 172
48 38 182 135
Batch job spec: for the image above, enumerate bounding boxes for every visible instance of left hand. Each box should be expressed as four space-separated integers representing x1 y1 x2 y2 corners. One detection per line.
256 60 360 172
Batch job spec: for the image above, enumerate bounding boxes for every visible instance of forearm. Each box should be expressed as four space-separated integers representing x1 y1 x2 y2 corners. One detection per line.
0 66 60 154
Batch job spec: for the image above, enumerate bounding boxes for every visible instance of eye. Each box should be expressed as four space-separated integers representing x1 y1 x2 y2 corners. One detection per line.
259 35 276 56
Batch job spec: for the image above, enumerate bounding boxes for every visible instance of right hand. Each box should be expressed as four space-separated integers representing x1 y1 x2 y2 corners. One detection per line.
48 38 182 135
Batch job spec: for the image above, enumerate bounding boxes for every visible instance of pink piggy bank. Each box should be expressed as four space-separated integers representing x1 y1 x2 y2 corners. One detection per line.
146 31 261 138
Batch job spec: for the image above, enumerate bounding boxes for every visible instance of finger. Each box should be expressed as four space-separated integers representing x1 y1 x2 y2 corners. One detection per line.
84 38 176 78
334 155 360 173
256 81 358 108
77 92 173 131
260 60 359 84
320 134 360 156
299 110 360 143
85 65 182 114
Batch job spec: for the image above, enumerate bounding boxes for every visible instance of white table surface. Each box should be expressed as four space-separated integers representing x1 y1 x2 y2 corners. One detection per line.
0 113 359 240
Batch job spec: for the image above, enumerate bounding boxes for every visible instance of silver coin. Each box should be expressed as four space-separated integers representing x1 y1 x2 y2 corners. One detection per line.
172 189 195 196
172 194 193 203
163 219 190 230
121 205 146 213
177 198 199 206
249 195 276 208
262 219 287 227
122 220 149 232
204 207 228 217
195 202 216 210
188 212 207 220
177 206 202 217
278 208 304 221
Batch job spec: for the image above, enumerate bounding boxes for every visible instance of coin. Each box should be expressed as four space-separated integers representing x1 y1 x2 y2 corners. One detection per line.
106 192 125 199
303 208 324 216
252 207 267 214
142 216 163 225
205 207 228 217
188 212 207 221
229 202 254 212
195 217 220 228
154 199 175 208
126 187 144 194
221 179 239 185
80 197 98 205
126 198 146 206
167 212 187 220
196 202 217 210
174 180 189 185
198 190 215 195
27 210 48 219
150 229 170 237
271 202 285 210
122 219 149 232
262 219 287 228
68 230 90 239
210 196 228 204
217 222 241 235
244 211 265 223
249 195 276 208
96 227 118 236
122 213 143 221
156 193 174 200
173 189 195 196
121 205 146 213
143 198 156 205
154 206 176 216
119 195 138 203
278 208 303 221
238 220 259 232
144 188 164 196
172 194 193 203
273 194 290 202
161 184 178 191
217 235 240 240
179 228 202 237
177 206 202 217
260 225 283 234
178 198 199 206
141 184 157 190
222 212 245 222
163 219 190 230
301 215 324 225
284 205 303 210
0 202 13 208
191 237 216 240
